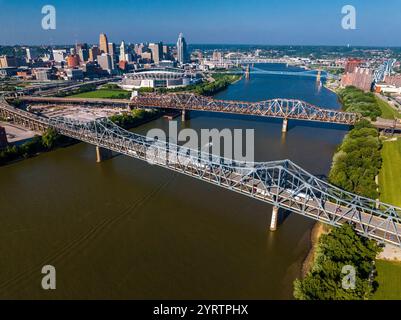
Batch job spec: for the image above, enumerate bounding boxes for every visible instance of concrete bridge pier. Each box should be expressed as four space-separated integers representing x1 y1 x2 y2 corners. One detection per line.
270 206 279 231
182 109 190 121
282 118 288 133
96 146 112 163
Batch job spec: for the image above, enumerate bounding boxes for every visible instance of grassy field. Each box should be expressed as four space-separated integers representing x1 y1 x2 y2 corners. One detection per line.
376 96 401 119
373 260 401 300
69 89 131 99
379 138 401 207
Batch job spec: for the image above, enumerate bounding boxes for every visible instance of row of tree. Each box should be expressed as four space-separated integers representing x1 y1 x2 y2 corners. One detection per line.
109 109 161 129
338 86 382 120
294 224 381 300
329 120 382 199
0 128 71 166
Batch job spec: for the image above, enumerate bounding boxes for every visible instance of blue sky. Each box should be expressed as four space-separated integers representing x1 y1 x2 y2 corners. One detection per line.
0 0 400 46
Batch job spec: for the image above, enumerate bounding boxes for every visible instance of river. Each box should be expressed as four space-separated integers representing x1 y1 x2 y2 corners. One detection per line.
0 63 347 299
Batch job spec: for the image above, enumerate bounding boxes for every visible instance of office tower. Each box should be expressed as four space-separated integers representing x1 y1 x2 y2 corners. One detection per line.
176 32 188 64
89 46 100 62
98 53 113 73
99 33 109 54
76 43 89 62
0 55 17 68
25 48 38 61
52 49 67 63
108 42 116 57
119 41 126 62
134 43 145 56
149 42 163 64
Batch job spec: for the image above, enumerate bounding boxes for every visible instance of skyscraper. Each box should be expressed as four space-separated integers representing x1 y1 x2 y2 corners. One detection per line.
149 42 163 64
176 33 188 65
119 41 126 62
98 53 113 74
88 46 100 62
99 33 109 54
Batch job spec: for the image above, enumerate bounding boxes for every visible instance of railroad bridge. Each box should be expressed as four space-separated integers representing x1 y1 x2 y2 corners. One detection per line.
1 96 401 248
17 93 360 133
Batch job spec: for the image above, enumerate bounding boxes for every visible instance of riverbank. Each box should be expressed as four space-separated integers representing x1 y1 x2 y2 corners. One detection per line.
301 222 330 277
0 109 163 166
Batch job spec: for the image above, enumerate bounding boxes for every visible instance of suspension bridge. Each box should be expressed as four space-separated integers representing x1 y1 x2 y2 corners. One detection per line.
1 96 401 247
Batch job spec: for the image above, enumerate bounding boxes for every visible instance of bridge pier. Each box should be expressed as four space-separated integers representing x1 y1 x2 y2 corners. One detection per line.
96 146 112 163
181 109 190 121
270 206 279 231
282 118 288 133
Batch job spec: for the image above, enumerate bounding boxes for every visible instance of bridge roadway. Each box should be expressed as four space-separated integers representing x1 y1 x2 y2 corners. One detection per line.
17 93 360 132
1 96 401 247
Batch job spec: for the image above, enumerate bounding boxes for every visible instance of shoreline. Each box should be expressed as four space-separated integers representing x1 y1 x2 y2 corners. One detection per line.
0 112 163 167
301 222 330 277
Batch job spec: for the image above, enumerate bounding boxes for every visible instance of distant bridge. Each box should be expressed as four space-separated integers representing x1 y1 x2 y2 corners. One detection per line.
1 96 401 247
17 94 360 132
213 67 338 80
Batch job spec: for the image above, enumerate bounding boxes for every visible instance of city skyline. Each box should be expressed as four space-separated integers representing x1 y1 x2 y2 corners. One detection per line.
1 0 401 46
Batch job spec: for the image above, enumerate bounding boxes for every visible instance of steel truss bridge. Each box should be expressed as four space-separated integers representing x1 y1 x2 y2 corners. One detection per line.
1 97 401 247
214 67 338 80
18 94 360 126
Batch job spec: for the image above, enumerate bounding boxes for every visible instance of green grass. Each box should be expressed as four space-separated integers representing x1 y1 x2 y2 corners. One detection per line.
69 89 130 99
376 96 401 120
373 260 401 300
379 138 401 207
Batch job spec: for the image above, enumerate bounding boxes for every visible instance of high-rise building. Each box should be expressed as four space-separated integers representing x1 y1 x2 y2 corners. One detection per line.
99 33 109 54
0 55 17 68
52 49 67 63
119 41 126 62
134 43 145 56
76 43 89 62
89 46 100 62
98 53 113 73
176 33 188 65
108 42 116 57
25 48 39 62
149 42 163 64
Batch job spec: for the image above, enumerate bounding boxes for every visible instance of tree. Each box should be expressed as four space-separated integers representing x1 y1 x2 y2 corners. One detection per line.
294 224 381 300
41 128 60 149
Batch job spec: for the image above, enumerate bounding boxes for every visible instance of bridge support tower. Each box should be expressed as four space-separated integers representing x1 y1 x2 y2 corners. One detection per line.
245 65 250 80
282 118 288 133
96 146 112 163
270 206 279 231
182 109 190 121
316 70 321 83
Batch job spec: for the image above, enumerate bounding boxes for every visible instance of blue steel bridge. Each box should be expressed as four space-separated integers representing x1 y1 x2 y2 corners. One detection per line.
1 97 401 248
